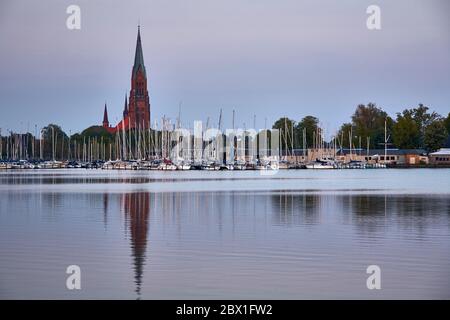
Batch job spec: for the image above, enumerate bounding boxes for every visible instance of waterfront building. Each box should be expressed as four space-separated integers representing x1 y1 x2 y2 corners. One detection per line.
429 148 450 165
334 148 428 165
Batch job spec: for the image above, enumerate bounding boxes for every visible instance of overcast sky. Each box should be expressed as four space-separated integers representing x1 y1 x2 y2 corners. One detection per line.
0 0 449 136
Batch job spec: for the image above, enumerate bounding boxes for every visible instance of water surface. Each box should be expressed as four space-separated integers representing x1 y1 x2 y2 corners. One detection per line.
0 169 449 299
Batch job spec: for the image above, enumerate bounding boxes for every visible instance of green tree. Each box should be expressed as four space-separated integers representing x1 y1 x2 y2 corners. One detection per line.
70 133 82 142
401 104 440 148
424 120 448 152
393 113 420 149
351 103 393 149
80 126 113 141
41 124 69 160
444 112 450 135
336 123 356 150
295 116 319 149
272 117 295 153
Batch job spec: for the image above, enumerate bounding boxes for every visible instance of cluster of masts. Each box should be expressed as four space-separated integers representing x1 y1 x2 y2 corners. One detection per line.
0 116 392 170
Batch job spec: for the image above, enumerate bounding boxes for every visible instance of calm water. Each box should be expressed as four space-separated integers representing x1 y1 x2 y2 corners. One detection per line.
0 169 449 299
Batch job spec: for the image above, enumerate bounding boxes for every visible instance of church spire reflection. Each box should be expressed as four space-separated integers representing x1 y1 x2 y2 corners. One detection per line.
102 193 108 229
122 192 151 298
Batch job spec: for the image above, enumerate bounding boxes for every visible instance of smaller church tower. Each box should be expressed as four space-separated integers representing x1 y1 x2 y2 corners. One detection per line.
103 103 110 128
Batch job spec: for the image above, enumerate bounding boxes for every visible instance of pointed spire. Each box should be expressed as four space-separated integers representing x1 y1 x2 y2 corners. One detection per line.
133 25 146 78
103 102 109 127
123 93 128 118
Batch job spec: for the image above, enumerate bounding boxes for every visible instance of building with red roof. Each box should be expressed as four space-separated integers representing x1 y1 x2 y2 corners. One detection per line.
100 26 151 133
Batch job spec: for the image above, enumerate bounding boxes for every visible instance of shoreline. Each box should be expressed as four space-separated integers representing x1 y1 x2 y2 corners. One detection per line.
1 165 450 170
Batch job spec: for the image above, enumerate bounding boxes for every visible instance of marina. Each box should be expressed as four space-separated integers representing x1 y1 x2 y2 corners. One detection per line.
3 109 447 170
0 157 389 171
1 1 449 303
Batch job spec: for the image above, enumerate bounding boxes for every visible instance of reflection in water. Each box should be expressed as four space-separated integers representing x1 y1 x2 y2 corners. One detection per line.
2 182 449 299
341 194 450 236
342 194 389 236
100 191 450 298
271 193 323 226
98 192 151 297
123 193 150 297
103 193 108 229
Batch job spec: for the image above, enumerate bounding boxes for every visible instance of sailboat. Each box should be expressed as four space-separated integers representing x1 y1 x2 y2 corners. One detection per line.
305 158 335 169
306 127 335 169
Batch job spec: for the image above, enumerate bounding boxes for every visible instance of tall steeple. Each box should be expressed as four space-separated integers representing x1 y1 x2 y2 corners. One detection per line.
123 93 128 118
132 25 146 78
127 25 151 130
103 102 109 128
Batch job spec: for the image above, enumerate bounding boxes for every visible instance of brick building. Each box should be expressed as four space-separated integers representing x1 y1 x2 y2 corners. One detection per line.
101 26 151 133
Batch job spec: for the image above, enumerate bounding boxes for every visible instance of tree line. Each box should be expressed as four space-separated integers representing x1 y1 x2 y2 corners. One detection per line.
1 103 449 160
272 103 450 153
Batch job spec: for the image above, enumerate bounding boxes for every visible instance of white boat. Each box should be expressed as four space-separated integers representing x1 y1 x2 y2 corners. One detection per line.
306 159 335 169
37 160 63 169
102 160 116 170
158 163 177 170
278 161 289 170
217 164 233 170
233 160 246 170
306 163 334 169
347 160 367 169
174 160 192 170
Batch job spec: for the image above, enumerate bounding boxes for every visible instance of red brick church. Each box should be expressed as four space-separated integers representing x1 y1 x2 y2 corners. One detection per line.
102 26 151 133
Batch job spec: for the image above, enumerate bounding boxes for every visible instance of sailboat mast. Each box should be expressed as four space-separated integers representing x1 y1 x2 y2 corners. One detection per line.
291 120 294 158
218 108 223 131
232 110 235 130
122 120 126 160
384 118 387 164
52 126 55 161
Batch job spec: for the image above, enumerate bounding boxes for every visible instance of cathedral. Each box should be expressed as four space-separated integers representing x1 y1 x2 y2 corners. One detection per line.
102 26 151 133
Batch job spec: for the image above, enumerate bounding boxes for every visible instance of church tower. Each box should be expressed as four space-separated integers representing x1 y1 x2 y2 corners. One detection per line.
126 26 151 129
103 102 109 128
